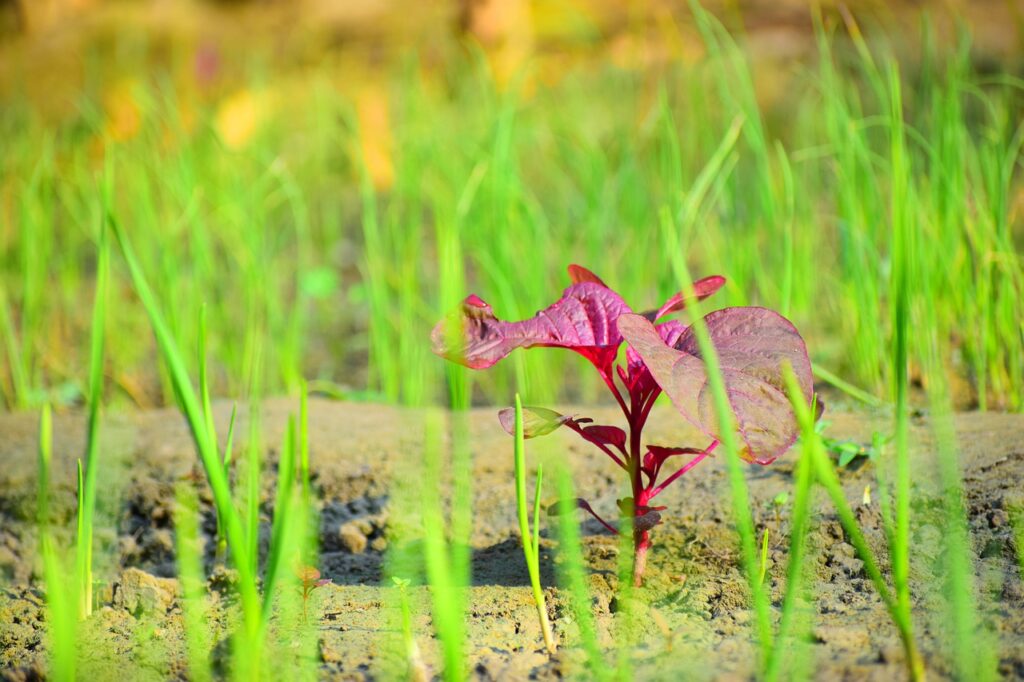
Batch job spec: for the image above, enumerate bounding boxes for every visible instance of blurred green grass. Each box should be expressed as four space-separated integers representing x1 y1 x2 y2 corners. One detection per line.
0 4 1021 412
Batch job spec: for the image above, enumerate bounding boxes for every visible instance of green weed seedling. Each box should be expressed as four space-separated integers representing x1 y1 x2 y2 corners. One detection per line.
512 394 557 654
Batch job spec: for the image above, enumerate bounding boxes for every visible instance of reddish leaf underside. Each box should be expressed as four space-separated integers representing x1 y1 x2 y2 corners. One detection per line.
617 309 816 465
498 406 627 455
497 405 572 438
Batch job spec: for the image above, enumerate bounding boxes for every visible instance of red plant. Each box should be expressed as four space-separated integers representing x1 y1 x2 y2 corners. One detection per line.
432 265 818 585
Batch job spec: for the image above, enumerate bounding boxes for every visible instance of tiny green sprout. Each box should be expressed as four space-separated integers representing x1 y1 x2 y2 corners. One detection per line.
392 576 425 680
771 492 789 526
296 565 331 624
822 428 890 468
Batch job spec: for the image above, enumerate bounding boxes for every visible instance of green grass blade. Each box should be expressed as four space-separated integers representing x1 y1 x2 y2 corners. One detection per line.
514 394 556 654
553 466 607 681
224 402 238 473
812 365 885 408
766 383 818 681
262 415 297 625
421 413 466 682
109 218 260 635
0 290 29 409
661 113 773 669
175 483 212 682
77 222 108 619
532 462 543 560
758 528 769 586
38 404 77 681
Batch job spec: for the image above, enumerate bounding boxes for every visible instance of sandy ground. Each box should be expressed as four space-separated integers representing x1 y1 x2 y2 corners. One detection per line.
1 399 1023 680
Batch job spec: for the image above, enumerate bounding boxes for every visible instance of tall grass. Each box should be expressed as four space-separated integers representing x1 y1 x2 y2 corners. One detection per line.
1 13 1019 412
112 214 314 679
75 216 109 619
886 61 924 682
174 483 212 682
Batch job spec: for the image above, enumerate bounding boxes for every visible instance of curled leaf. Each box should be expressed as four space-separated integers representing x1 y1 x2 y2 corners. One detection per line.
498 406 573 438
618 309 816 465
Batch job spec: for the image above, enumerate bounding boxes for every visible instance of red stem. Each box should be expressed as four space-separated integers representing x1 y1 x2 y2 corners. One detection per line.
600 369 631 420
578 502 620 536
628 389 649 585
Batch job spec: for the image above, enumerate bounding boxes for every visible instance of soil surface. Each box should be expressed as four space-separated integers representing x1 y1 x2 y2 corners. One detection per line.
1 399 1023 680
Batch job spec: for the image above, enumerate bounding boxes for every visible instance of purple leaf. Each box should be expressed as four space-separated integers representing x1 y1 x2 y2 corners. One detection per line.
431 283 632 372
497 406 573 439
618 309 816 465
574 423 627 451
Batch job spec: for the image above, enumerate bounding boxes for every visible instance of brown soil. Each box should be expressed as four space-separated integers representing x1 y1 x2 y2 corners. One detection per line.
1 399 1023 680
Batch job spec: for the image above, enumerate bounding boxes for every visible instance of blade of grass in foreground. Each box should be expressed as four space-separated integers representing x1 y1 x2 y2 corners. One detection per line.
420 412 467 682
812 365 885 408
886 62 923 682
109 219 263 651
663 224 773 672
513 394 556 654
782 367 924 680
76 220 108 619
553 465 607 681
261 415 297 625
765 381 819 681
917 223 996 679
174 483 212 682
660 113 774 672
38 404 77 682
0 290 29 409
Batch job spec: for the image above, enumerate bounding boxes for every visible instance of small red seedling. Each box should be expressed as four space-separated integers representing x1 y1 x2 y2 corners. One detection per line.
296 565 331 623
432 264 819 585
